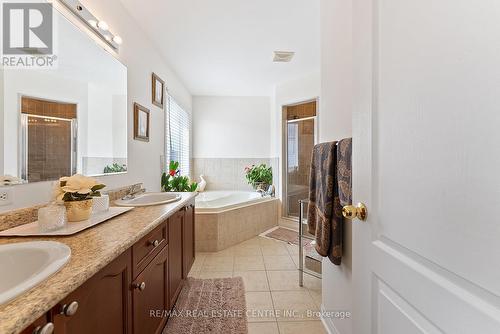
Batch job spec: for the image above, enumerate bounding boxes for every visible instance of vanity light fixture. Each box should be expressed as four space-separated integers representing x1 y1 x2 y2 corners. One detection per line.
113 36 123 45
58 0 121 50
97 20 109 31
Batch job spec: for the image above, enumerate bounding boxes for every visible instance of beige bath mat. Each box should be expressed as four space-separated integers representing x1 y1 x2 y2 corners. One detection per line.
264 227 311 246
163 277 247 334
264 227 322 263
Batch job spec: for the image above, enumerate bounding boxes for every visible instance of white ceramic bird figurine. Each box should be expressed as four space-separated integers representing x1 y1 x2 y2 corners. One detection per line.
196 175 207 192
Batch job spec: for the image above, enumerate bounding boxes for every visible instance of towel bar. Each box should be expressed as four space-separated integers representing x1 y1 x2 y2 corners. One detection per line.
298 199 322 287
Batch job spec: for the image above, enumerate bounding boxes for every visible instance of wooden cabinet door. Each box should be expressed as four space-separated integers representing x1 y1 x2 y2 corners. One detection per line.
52 249 132 334
183 202 195 278
168 210 184 309
132 246 169 334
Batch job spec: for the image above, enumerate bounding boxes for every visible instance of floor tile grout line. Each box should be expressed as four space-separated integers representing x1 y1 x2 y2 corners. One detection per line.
263 256 279 326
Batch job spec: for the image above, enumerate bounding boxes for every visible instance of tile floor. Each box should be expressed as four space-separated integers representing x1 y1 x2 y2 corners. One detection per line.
189 235 326 334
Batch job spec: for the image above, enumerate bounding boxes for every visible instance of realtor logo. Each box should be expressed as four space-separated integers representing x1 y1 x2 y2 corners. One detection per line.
1 1 56 68
3 2 53 55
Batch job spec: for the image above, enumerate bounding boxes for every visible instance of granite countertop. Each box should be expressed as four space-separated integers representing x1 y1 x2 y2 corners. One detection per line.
0 192 197 334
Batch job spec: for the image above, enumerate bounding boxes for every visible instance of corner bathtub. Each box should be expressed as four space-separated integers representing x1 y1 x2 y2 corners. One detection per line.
195 191 278 252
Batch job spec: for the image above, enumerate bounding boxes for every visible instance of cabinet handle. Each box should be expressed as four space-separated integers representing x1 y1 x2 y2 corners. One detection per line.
62 301 79 317
134 282 146 291
150 239 159 247
33 323 54 334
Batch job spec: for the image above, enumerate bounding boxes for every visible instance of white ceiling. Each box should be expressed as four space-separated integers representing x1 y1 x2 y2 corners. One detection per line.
119 0 321 96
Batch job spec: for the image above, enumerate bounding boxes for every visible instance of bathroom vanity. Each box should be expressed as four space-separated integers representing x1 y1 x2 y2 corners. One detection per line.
0 3 197 333
0 193 196 334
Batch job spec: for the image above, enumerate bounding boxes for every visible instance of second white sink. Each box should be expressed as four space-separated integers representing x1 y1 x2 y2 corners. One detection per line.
0 241 71 305
114 192 182 207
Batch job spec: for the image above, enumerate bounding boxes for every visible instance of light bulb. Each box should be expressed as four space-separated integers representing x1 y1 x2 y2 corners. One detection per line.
104 34 112 41
112 35 122 45
88 19 97 28
97 20 109 31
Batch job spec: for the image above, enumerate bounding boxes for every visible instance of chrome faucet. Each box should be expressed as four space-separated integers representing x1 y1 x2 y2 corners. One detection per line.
122 184 145 200
256 188 266 197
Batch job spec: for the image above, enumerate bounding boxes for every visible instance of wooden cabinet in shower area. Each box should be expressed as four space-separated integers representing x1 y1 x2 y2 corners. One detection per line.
283 100 317 218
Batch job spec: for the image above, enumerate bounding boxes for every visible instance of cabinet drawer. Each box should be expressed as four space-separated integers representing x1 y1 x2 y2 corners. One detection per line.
133 221 167 278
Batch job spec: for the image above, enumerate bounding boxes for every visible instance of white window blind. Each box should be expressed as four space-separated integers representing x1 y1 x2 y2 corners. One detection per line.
166 95 191 176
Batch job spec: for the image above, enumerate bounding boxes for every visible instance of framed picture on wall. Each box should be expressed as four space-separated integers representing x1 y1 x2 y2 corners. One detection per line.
134 102 150 141
152 72 165 108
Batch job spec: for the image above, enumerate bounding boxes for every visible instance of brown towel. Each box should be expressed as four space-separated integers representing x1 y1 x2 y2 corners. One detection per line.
307 138 352 265
337 138 352 207
307 141 338 263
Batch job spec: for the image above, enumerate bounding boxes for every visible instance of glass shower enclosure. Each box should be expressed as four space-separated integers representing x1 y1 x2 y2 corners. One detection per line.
285 116 316 218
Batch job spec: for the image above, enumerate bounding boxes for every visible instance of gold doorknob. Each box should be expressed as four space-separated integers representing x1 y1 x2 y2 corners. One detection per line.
342 203 367 221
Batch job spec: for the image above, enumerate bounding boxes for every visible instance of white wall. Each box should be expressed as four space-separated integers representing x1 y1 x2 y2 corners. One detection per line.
0 0 192 212
319 0 353 333
192 96 271 158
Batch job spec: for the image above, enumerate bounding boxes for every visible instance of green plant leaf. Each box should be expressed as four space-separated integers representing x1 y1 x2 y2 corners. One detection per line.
244 164 272 186
161 161 198 192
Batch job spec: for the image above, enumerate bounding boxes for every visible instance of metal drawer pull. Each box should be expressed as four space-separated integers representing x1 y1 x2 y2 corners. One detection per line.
134 282 146 291
148 239 160 247
33 323 54 334
62 301 79 317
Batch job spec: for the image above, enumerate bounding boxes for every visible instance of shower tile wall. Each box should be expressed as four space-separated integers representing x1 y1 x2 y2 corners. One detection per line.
193 158 279 191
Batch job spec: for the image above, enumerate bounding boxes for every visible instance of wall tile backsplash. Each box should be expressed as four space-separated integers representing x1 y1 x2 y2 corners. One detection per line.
193 157 279 191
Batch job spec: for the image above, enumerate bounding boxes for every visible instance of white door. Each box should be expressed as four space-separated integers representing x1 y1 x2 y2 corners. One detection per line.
352 1 500 333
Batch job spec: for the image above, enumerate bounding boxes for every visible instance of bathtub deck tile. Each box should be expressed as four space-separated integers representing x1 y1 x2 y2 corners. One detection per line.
195 195 279 253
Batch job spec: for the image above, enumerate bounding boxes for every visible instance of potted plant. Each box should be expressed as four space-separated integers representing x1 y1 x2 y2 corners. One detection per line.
54 174 106 222
103 163 127 174
161 161 198 192
244 164 273 191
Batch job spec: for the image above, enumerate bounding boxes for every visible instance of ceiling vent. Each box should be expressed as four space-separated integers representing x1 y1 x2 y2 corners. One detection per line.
273 51 295 63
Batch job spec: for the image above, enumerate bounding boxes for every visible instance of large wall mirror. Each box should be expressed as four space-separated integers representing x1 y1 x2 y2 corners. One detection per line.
0 6 127 185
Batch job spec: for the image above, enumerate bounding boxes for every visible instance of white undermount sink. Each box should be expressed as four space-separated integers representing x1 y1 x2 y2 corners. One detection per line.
114 192 182 207
0 241 71 305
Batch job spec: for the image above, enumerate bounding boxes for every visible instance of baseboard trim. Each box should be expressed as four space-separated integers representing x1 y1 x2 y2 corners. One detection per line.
321 304 341 334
